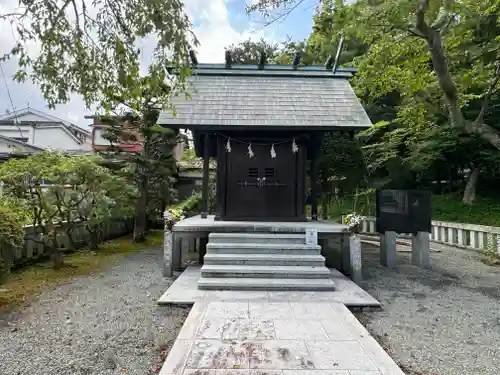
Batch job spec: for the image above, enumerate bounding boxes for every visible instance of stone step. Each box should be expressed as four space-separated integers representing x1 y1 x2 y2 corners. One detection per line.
206 242 321 255
198 277 336 291
203 253 326 266
200 265 331 279
208 232 305 244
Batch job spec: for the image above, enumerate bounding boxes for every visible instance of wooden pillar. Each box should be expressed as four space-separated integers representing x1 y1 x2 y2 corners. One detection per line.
214 135 223 221
201 133 210 218
199 236 208 265
310 135 319 221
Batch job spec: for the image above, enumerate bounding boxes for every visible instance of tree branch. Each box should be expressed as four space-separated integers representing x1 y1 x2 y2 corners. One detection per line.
247 0 307 32
430 7 450 30
415 0 431 36
475 63 500 124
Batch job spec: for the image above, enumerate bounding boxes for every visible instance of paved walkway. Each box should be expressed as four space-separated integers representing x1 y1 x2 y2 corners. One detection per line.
160 300 404 375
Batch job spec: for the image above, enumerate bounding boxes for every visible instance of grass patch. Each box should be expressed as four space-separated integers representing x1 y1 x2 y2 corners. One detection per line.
327 193 500 227
432 194 500 227
0 230 163 312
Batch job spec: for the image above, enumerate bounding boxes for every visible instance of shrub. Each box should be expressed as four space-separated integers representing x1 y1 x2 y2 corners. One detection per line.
0 202 24 283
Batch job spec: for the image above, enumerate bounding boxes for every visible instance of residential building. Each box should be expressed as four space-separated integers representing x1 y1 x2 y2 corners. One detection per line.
87 115 186 161
0 107 92 153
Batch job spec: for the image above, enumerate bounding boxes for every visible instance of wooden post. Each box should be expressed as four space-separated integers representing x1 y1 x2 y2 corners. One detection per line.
201 133 210 218
214 135 223 221
199 236 208 265
310 135 319 221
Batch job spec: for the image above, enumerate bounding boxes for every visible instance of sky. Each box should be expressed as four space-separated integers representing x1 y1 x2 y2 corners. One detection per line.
0 0 316 129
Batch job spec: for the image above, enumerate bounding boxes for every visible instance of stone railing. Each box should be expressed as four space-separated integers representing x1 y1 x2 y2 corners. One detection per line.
353 216 500 254
3 219 134 269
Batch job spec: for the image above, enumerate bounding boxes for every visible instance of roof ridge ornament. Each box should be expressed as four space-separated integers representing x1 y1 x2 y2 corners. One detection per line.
292 52 301 70
258 52 267 70
189 48 198 67
225 50 232 69
325 55 334 70
332 35 345 74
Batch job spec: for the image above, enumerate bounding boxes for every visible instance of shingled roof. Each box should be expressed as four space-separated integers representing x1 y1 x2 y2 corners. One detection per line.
157 64 371 131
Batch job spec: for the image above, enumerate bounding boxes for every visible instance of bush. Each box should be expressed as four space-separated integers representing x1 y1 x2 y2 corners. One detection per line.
177 192 203 217
0 202 25 282
328 192 500 227
173 175 216 217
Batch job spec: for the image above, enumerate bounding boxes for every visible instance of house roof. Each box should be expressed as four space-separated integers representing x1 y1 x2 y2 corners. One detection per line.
157 64 372 131
0 107 91 136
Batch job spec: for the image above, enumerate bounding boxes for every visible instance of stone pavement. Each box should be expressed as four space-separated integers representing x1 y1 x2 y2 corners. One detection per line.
158 266 381 307
160 301 405 375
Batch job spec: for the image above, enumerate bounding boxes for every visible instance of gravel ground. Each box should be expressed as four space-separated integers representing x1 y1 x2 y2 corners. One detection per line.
0 246 189 375
356 242 500 375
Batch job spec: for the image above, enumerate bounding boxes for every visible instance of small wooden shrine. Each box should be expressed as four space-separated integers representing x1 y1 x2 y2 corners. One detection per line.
158 53 371 222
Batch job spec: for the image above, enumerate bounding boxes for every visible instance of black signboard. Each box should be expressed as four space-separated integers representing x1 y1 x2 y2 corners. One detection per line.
376 190 431 234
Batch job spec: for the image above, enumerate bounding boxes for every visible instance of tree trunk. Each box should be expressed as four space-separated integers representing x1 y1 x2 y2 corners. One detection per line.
418 20 500 151
51 235 64 269
320 195 329 220
133 173 148 243
89 227 100 250
64 227 77 251
0 244 10 284
462 168 480 205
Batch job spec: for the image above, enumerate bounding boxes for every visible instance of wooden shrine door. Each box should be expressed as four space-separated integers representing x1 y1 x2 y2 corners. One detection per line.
224 142 302 221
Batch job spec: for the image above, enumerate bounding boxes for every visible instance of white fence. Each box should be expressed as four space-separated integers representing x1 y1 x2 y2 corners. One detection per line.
357 216 500 254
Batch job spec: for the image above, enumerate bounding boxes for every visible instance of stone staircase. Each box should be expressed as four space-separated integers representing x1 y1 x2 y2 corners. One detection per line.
198 232 336 291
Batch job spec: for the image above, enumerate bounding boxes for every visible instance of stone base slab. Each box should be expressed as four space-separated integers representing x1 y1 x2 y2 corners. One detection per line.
157 266 380 307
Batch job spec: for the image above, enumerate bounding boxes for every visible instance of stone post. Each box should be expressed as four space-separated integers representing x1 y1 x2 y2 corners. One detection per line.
380 231 397 268
172 234 182 272
412 231 430 268
163 230 173 277
341 233 351 275
349 234 362 282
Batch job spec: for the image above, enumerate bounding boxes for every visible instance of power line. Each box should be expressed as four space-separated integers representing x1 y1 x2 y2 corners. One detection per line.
0 62 24 139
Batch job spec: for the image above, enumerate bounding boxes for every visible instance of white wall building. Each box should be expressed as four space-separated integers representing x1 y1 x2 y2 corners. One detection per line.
0 107 92 153
0 134 44 154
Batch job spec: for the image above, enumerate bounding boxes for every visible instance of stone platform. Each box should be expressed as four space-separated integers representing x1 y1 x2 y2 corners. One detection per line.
160 300 404 375
172 215 349 234
158 266 380 307
165 216 357 281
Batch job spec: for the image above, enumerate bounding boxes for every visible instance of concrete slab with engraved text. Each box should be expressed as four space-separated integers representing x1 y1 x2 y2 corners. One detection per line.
160 301 403 375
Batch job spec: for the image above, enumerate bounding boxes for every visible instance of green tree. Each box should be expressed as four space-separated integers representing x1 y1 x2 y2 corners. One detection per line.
328 0 500 151
1 0 196 110
51 155 137 250
226 38 285 64
0 152 135 266
250 0 500 205
2 0 198 242
98 109 179 242
0 152 70 267
317 133 366 218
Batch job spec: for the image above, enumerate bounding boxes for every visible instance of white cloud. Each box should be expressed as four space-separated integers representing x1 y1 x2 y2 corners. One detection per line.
0 0 272 127
185 0 267 63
